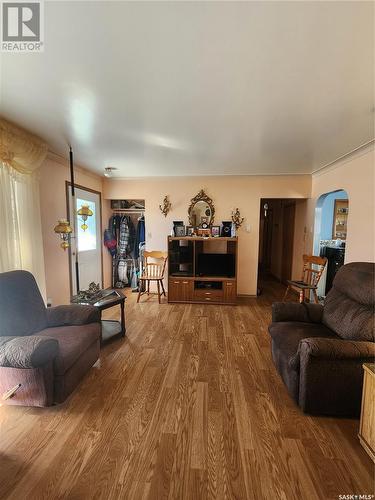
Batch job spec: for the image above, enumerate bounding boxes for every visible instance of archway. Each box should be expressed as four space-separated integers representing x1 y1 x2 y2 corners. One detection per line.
313 189 348 297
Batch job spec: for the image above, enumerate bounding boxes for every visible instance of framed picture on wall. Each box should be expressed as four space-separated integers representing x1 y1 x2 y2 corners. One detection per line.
211 225 220 237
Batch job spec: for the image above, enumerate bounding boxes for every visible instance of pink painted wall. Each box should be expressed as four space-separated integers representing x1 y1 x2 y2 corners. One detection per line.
38 145 373 304
103 175 311 296
39 153 111 305
306 145 375 264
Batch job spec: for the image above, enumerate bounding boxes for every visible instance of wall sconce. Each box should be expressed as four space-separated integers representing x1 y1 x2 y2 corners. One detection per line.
77 204 93 231
54 219 73 250
159 195 172 217
231 208 244 230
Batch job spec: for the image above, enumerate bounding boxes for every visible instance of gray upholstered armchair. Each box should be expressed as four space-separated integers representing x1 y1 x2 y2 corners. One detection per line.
0 270 101 407
269 262 375 417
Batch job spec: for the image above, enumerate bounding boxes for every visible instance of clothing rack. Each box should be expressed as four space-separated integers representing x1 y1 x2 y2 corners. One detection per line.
112 209 145 214
106 210 146 290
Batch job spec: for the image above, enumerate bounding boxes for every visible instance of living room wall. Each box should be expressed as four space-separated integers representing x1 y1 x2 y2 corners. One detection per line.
306 144 375 264
39 153 112 306
103 175 311 296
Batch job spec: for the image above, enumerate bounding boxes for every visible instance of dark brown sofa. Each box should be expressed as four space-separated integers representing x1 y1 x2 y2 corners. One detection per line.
269 262 375 416
0 270 101 407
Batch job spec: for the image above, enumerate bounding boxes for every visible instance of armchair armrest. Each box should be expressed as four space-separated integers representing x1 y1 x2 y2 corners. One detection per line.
299 338 375 361
46 304 101 327
0 336 58 369
272 302 323 323
297 338 374 416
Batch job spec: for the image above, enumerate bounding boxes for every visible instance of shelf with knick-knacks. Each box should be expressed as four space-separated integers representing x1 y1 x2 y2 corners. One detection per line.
332 199 348 240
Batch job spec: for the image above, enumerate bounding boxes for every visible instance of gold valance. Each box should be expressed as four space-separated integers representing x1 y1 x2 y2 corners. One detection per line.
0 118 48 174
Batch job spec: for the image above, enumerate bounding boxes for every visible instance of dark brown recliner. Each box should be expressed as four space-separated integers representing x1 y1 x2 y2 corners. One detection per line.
269 262 375 416
0 270 101 407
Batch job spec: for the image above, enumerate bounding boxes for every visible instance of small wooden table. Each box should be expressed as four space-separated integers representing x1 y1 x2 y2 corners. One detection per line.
359 363 375 462
71 290 126 343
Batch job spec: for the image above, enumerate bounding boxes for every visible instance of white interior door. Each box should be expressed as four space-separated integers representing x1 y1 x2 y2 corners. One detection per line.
68 186 102 294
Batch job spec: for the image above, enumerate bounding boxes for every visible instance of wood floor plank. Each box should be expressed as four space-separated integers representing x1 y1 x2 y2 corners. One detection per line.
0 277 373 499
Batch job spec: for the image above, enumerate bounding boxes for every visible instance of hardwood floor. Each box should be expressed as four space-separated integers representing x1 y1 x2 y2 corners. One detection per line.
0 280 373 499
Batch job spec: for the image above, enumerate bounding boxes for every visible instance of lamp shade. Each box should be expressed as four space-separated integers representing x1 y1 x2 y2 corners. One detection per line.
77 205 93 218
77 204 93 231
54 219 73 250
54 219 73 234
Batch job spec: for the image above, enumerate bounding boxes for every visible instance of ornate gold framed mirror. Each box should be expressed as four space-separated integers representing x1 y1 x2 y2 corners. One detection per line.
188 190 215 227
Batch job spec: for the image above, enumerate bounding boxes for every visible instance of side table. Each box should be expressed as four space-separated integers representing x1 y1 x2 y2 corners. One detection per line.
359 363 375 462
71 289 126 343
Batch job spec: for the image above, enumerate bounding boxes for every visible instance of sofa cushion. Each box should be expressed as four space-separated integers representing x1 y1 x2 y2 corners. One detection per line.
330 262 375 306
322 262 375 341
37 324 100 375
0 271 47 337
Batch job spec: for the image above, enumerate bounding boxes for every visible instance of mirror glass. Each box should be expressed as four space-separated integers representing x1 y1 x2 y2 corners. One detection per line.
190 201 212 226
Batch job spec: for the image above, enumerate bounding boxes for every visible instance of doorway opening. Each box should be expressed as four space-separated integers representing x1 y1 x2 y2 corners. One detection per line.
66 183 103 296
258 199 299 295
313 189 348 297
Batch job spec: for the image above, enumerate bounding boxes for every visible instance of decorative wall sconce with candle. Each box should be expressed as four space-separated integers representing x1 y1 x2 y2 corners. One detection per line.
231 208 244 230
54 219 73 250
159 195 172 217
77 204 93 231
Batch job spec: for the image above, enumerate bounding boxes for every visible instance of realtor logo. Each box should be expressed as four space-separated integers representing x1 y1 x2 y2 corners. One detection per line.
1 0 44 52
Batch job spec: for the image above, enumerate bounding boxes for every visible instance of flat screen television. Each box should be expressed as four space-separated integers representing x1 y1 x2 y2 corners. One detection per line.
197 253 235 277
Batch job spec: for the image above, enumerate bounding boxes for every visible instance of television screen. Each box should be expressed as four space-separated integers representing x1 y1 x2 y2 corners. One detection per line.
197 253 235 277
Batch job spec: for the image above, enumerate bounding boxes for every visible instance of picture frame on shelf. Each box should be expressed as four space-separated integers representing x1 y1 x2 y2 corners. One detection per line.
174 225 186 237
186 226 195 236
211 225 220 237
173 221 184 237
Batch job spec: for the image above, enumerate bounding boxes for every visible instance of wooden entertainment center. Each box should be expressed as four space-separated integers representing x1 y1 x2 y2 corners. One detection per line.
167 236 238 305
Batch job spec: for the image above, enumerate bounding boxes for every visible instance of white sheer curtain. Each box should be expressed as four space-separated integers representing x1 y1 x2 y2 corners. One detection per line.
0 119 47 298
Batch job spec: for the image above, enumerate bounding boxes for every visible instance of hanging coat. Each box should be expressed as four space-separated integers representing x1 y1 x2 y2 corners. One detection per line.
118 257 128 285
119 218 130 256
134 217 145 258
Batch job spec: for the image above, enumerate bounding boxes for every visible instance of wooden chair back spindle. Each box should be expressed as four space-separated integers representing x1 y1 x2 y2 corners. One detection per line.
284 254 327 304
137 251 168 304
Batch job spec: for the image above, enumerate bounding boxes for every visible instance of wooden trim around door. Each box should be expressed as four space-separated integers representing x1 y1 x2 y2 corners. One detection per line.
65 181 104 297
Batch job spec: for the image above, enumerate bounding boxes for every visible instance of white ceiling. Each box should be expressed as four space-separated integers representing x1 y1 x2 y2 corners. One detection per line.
1 1 374 177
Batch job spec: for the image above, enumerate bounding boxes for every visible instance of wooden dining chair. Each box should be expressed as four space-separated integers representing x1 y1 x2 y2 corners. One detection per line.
283 254 327 304
137 251 168 304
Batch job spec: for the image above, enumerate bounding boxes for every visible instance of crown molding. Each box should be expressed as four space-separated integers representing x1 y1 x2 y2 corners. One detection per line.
312 140 375 178
46 149 103 180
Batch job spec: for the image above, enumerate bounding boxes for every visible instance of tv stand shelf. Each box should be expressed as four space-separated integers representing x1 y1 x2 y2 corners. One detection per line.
168 236 238 305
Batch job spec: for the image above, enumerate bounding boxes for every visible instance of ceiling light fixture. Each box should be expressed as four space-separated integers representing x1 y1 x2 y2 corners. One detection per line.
104 167 117 177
